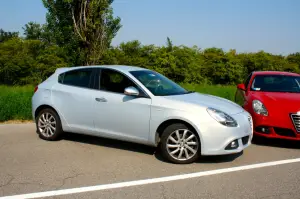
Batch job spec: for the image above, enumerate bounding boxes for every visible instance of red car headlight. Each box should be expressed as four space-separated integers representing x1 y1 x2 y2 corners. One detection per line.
252 100 268 116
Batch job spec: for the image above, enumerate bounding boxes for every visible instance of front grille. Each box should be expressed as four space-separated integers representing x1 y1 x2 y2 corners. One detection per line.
290 114 300 133
242 136 249 145
274 127 296 137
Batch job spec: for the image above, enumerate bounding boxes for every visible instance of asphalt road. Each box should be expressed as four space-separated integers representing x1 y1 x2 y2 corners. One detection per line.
0 123 300 199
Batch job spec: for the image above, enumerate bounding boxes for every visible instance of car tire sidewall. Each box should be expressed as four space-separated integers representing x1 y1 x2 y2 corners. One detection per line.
160 123 200 164
36 108 63 141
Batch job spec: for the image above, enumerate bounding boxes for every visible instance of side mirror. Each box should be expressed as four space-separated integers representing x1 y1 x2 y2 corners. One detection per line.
124 86 139 96
237 83 246 91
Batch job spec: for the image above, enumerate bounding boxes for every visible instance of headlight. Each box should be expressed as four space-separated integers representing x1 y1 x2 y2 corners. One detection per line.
252 100 268 116
206 107 237 127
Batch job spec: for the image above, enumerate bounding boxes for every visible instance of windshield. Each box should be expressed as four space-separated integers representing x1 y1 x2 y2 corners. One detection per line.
251 75 300 93
130 70 190 96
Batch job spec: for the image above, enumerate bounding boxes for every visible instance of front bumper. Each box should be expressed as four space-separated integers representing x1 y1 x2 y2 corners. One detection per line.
252 113 300 141
199 111 253 155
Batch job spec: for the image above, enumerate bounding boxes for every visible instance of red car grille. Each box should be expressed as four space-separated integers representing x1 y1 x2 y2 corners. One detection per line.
290 114 300 133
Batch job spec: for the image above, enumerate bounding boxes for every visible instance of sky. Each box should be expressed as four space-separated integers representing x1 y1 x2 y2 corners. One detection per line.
0 0 299 55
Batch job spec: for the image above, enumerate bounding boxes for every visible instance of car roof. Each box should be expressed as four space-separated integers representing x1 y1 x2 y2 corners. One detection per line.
252 71 300 76
55 65 149 74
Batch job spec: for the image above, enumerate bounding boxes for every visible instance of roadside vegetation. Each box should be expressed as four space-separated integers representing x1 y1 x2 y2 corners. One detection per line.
0 0 299 122
0 85 33 122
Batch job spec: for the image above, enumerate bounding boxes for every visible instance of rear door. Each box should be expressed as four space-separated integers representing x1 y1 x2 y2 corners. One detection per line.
51 68 97 133
93 68 152 143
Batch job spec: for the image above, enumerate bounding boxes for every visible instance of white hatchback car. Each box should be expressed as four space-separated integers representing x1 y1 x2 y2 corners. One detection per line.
32 65 253 164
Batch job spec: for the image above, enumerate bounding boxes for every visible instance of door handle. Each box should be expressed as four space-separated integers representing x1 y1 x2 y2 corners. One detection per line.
95 97 107 102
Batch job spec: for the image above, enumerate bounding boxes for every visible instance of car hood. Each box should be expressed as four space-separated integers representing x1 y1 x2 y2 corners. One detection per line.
253 92 300 112
163 92 244 115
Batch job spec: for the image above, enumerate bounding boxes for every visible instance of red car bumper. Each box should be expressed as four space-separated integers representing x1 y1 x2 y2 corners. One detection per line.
251 113 300 141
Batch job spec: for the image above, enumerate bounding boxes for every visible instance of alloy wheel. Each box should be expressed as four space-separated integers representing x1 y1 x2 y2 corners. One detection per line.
166 129 199 161
38 112 57 137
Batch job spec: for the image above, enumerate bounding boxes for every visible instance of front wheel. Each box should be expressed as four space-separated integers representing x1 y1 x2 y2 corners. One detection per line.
160 123 200 164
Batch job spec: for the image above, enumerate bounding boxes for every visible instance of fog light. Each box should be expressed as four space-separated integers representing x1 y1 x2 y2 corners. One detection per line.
255 126 270 134
231 141 238 148
225 139 239 150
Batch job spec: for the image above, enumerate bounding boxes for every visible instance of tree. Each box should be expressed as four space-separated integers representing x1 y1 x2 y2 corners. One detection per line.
0 38 68 85
71 0 122 65
287 53 300 70
23 22 43 40
166 37 173 52
0 29 19 42
42 0 122 65
42 0 84 65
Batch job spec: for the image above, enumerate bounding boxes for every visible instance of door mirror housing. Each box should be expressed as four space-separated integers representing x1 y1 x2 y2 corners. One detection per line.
237 83 246 91
124 86 139 96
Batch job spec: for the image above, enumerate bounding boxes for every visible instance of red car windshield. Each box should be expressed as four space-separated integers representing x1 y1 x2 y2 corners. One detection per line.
251 74 300 93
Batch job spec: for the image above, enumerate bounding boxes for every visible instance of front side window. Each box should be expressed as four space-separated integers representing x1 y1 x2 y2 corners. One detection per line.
244 73 252 89
130 70 190 96
100 69 137 94
60 68 93 88
251 75 300 93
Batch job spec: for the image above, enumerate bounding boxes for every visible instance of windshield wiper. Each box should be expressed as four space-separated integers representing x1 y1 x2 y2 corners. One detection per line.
187 90 195 94
178 90 195 95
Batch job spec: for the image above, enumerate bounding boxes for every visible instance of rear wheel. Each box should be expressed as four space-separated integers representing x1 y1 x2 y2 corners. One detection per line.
36 108 64 141
160 123 200 164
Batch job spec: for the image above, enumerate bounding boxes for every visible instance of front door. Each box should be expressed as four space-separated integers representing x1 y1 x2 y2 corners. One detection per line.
235 73 253 108
93 68 152 144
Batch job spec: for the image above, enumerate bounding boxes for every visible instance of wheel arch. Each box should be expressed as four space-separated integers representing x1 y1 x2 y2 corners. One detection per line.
155 118 202 147
34 104 59 119
34 104 70 132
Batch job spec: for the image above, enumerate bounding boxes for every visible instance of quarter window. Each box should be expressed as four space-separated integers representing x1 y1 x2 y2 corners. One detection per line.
60 69 93 88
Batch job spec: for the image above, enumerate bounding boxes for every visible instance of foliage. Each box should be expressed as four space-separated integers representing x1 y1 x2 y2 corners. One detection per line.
1 1 299 86
71 0 122 65
41 0 121 66
1 35 300 86
42 0 85 65
0 38 68 85
23 22 44 40
0 29 19 42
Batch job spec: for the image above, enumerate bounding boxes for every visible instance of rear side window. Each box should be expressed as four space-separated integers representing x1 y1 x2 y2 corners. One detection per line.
59 69 93 88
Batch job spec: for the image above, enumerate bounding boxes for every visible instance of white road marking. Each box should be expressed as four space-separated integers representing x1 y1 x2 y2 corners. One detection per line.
1 158 300 199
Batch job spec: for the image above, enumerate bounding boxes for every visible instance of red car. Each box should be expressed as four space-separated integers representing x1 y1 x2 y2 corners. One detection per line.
235 71 300 141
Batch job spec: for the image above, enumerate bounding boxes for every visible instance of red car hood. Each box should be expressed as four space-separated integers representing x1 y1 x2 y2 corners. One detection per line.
252 92 300 113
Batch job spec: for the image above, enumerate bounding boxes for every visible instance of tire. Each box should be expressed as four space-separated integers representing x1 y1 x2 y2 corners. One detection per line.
35 108 64 141
160 123 200 164
251 134 264 144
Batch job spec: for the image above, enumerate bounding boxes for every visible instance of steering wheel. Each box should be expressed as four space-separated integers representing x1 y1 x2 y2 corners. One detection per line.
146 79 164 94
155 84 164 94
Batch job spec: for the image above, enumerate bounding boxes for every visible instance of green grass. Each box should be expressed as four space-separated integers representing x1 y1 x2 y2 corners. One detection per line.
0 85 34 122
181 83 237 101
0 84 237 122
